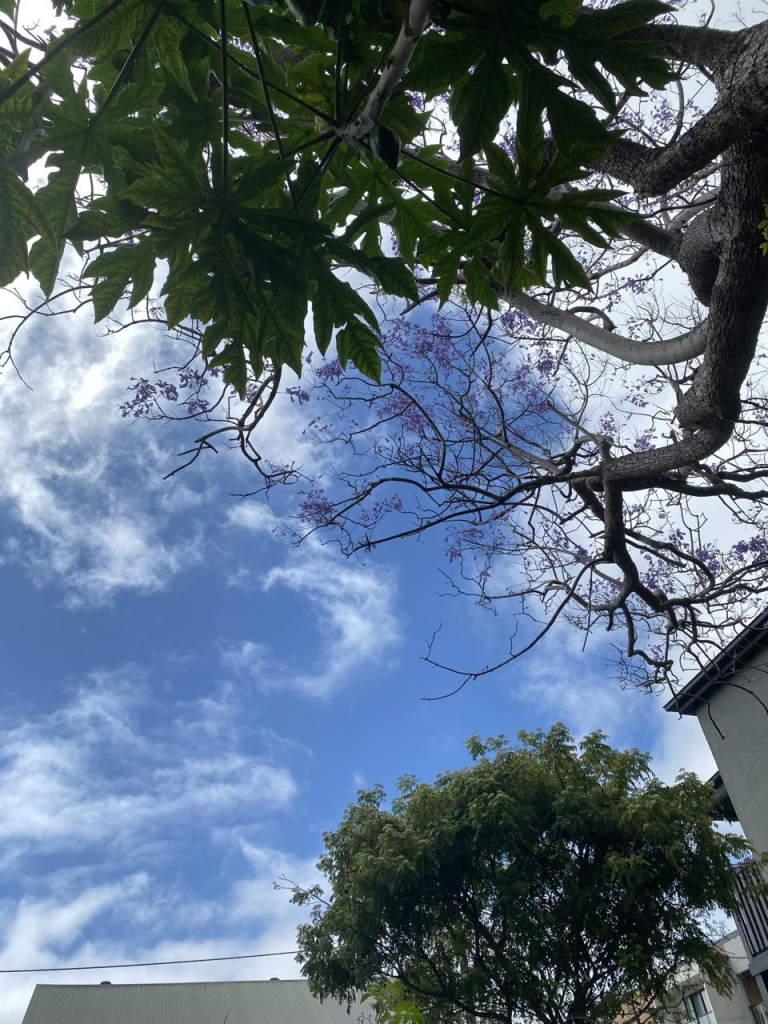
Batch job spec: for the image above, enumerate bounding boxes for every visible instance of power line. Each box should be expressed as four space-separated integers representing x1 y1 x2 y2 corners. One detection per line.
0 950 300 975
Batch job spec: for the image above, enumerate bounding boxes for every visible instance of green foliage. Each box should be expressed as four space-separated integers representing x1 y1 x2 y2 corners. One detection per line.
362 980 424 1024
294 724 760 1024
0 0 675 391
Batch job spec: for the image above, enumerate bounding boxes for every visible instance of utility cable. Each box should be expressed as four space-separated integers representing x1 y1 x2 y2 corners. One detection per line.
0 950 300 975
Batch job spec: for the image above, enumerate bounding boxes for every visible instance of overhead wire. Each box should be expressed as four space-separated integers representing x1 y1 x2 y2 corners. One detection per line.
0 950 300 975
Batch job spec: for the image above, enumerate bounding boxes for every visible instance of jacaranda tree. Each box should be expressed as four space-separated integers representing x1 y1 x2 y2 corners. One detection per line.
2 0 768 689
290 725 761 1024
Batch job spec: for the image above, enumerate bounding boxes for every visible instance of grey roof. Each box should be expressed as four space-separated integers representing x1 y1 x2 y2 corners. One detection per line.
663 607 768 716
21 979 359 1024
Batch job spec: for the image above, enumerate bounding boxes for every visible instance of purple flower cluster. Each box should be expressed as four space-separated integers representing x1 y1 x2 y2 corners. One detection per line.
287 386 311 405
358 495 404 526
298 488 334 525
121 377 179 418
633 429 655 452
499 308 540 336
120 367 215 419
731 536 768 565
314 359 345 383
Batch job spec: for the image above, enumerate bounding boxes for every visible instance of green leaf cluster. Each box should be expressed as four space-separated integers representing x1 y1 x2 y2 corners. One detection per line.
0 0 675 389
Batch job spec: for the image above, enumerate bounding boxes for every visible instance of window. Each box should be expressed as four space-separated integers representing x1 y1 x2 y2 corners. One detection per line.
685 989 716 1024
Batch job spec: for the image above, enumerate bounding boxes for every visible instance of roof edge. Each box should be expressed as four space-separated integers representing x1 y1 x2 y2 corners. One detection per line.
663 608 768 716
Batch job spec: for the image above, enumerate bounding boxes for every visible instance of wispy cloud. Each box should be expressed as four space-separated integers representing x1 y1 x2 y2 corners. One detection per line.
650 710 717 783
220 511 401 696
224 501 401 695
262 553 400 696
0 315 207 605
511 624 714 782
0 663 315 1024
0 669 297 863
512 627 646 741
0 852 315 1024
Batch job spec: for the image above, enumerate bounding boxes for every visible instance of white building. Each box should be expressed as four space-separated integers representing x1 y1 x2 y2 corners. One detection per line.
664 614 768 996
20 978 357 1024
660 932 767 1024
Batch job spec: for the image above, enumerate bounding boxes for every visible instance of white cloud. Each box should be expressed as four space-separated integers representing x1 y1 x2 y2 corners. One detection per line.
263 554 400 696
227 503 281 536
513 626 647 742
225 503 401 695
0 876 150 966
220 532 401 696
0 860 313 1024
0 286 344 608
229 841 321 927
0 313 206 605
0 664 314 1024
221 640 269 680
511 623 716 783
0 670 297 861
650 709 717 783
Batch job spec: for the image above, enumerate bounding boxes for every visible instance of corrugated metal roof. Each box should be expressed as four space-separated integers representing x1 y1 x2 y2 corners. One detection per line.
21 979 360 1024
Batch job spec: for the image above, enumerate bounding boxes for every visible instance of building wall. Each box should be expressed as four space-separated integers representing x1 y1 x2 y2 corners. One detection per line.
661 934 759 1024
694 650 768 856
705 934 755 1024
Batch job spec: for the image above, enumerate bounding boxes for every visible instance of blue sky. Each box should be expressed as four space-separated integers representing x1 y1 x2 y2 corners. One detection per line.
0 290 720 1021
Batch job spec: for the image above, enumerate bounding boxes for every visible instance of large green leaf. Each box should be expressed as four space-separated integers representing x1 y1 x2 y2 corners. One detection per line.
85 241 156 320
464 197 518 250
336 320 382 382
152 15 197 100
563 0 675 99
449 56 515 161
0 0 679 393
406 32 476 96
463 256 499 309
209 339 249 396
0 160 53 286
392 198 430 264
545 231 592 290
311 271 379 356
495 209 526 292
28 166 80 296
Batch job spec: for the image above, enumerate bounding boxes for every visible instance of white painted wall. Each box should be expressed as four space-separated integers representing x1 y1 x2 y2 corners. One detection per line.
661 934 756 1024
694 650 768 856
706 934 756 1024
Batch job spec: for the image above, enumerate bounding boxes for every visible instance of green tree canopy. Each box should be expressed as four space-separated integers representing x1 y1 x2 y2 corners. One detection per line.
292 725 759 1024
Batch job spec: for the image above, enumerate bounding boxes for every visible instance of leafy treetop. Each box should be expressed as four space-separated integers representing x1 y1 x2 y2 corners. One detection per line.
291 724 762 1024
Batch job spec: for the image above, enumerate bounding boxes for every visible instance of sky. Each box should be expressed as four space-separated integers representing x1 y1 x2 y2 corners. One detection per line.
0 2 752 1021
0 278 721 1024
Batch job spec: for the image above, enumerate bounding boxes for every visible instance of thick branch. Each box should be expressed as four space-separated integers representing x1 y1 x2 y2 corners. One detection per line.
676 207 725 304
506 292 708 366
631 22 740 72
620 218 681 260
352 0 433 136
581 149 768 484
571 134 768 487
593 20 768 194
674 131 768 428
569 422 733 487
